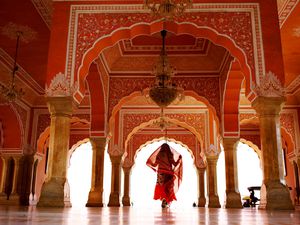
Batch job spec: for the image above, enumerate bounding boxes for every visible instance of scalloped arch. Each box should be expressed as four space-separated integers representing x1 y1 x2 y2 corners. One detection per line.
74 21 252 103
124 116 203 153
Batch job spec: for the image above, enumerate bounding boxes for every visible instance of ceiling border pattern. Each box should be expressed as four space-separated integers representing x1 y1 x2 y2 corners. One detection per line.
64 3 264 89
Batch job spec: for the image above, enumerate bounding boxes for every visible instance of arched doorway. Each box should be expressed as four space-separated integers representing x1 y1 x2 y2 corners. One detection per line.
217 142 262 206
67 142 93 207
131 140 198 208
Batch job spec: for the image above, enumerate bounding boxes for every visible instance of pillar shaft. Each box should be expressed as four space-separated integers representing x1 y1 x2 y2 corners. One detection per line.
206 155 220 208
37 96 74 207
108 155 122 207
223 138 242 208
86 137 106 207
0 157 8 194
197 167 206 207
122 167 131 206
252 96 294 210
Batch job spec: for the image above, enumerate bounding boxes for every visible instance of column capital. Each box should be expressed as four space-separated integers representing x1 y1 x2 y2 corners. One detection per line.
46 96 76 117
252 96 285 116
90 137 107 150
222 137 239 152
122 166 132 173
109 154 122 164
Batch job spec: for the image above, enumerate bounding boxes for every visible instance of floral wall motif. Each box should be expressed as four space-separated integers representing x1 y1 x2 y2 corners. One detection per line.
109 77 220 118
69 134 89 149
66 4 265 95
240 134 261 150
73 10 254 77
280 113 296 144
122 112 206 149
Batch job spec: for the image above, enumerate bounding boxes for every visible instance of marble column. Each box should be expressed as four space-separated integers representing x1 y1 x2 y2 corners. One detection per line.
37 96 74 207
0 157 9 203
122 166 132 206
223 138 242 208
108 154 122 207
9 156 21 204
252 96 294 210
86 137 106 207
197 167 206 207
206 155 221 208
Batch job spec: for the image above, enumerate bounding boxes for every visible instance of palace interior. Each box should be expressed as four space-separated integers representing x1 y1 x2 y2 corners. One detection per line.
0 0 300 224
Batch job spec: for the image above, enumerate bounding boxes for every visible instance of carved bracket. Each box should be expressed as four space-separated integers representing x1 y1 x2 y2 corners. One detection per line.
45 72 78 97
253 71 285 97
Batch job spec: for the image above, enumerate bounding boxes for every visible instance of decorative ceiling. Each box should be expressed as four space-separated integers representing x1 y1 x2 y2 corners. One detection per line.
0 0 299 106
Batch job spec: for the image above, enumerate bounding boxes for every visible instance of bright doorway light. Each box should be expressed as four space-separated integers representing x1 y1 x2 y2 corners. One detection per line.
217 142 262 206
67 142 93 207
131 140 198 209
237 142 262 199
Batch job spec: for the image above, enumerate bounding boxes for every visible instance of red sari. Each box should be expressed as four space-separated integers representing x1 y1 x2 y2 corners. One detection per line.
146 143 183 204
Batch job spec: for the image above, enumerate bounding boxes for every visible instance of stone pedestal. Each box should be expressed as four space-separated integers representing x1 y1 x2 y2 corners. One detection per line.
206 155 221 208
108 155 122 207
122 167 132 206
37 97 74 207
86 137 106 207
197 167 206 207
252 96 294 210
223 138 242 208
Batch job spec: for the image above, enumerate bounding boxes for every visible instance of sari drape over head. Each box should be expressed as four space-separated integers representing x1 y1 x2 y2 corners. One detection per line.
146 143 183 203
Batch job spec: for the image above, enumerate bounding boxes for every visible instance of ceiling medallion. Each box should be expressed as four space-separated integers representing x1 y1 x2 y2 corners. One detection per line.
144 30 184 108
144 0 193 20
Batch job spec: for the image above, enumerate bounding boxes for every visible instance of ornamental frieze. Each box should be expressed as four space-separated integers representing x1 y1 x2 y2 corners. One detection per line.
122 112 206 148
74 11 254 76
66 3 265 93
109 77 220 118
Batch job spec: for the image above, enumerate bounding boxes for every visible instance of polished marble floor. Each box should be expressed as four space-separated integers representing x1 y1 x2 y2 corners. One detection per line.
0 205 299 225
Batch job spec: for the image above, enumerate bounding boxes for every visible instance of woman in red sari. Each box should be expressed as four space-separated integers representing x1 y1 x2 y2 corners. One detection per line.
146 143 183 208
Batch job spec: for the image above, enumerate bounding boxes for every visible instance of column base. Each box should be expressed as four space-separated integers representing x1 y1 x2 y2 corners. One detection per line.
198 197 206 207
208 195 221 208
259 182 294 210
0 193 20 205
108 192 120 207
86 190 104 207
122 196 131 206
225 191 242 208
37 178 71 207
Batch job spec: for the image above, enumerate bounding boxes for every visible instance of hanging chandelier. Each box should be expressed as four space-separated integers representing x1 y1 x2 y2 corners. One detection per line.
146 30 183 108
0 31 25 102
144 0 193 19
0 23 36 102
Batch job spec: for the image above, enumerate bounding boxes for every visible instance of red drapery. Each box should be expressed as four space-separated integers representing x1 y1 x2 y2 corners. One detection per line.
146 143 183 203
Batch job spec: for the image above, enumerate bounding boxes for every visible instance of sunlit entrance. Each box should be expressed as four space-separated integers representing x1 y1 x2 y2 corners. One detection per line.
67 141 111 207
131 140 198 209
217 142 263 206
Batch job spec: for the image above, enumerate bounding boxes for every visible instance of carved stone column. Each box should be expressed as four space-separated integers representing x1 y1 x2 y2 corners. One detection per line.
122 166 132 206
9 156 21 203
0 156 9 203
197 166 206 207
252 96 294 210
37 96 74 207
108 154 122 207
223 138 242 208
206 154 221 208
86 137 106 207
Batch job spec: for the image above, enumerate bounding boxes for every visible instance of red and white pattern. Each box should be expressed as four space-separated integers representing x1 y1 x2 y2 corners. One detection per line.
65 3 264 91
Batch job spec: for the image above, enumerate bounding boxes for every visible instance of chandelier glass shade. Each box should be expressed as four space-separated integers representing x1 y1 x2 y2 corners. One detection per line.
144 0 192 19
147 30 183 108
